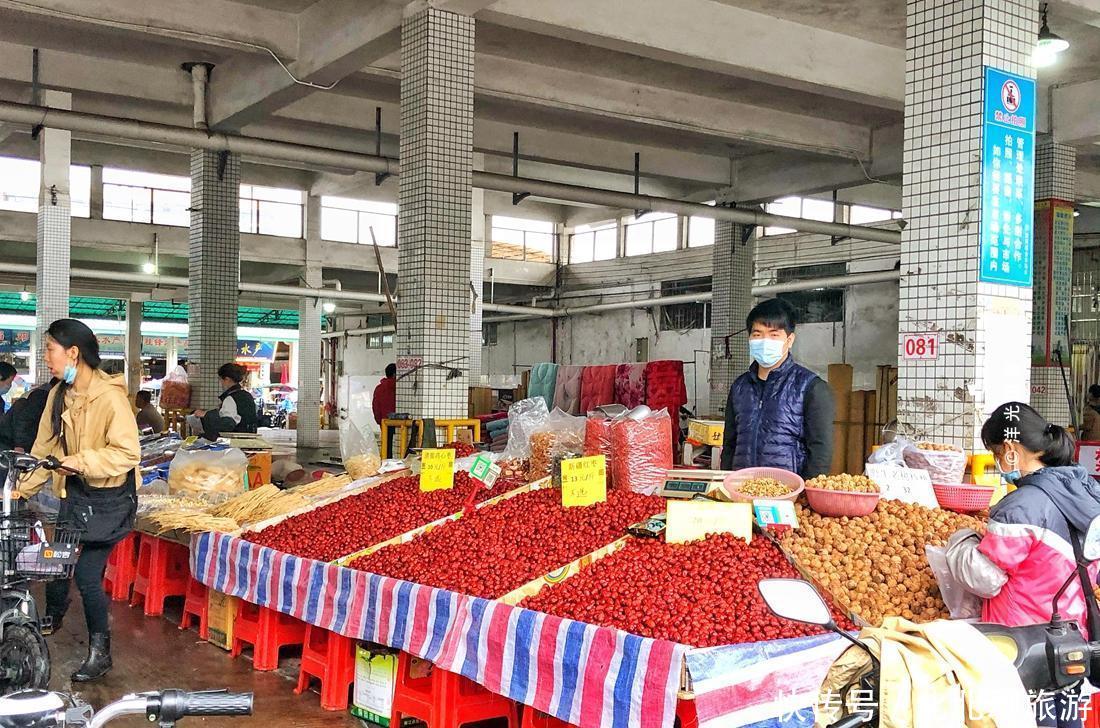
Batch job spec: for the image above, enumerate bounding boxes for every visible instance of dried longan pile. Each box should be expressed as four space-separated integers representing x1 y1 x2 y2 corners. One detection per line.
916 442 959 452
806 474 879 493
734 477 791 498
781 500 986 625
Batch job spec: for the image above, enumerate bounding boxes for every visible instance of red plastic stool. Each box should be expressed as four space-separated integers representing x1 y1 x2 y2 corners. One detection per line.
521 707 573 727
676 698 699 728
102 532 139 602
231 602 306 671
295 625 356 711
391 651 518 728
1084 694 1100 728
178 577 209 639
129 534 189 616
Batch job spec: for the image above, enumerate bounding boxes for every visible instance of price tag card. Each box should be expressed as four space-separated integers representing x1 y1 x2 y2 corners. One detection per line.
561 455 607 507
666 500 753 544
753 500 799 529
865 463 938 508
420 448 456 491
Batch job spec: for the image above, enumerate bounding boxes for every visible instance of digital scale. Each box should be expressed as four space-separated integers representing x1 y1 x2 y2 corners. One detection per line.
660 469 727 499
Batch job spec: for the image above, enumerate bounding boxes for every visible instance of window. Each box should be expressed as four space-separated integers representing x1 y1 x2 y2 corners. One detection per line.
762 196 836 236
104 168 190 226
688 215 714 247
849 205 891 224
0 157 91 217
240 185 303 238
624 212 677 256
321 197 397 246
490 216 554 262
660 278 711 331
775 263 846 324
569 222 617 264
482 322 498 346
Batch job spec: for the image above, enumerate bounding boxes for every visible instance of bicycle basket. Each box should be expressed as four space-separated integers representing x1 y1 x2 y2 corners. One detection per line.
0 515 82 582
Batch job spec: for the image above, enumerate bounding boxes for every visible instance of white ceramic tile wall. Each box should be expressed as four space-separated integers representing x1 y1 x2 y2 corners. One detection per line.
34 96 72 383
709 217 753 414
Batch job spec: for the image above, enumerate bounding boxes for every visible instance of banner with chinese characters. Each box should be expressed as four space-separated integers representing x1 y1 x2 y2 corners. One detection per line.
1031 199 1074 365
236 340 277 361
979 66 1035 287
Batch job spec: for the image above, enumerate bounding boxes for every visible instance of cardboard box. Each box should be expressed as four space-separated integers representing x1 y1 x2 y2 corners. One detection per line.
686 419 724 447
206 590 238 650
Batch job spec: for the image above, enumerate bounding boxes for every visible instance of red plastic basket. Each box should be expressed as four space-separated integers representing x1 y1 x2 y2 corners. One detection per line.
804 487 880 517
932 483 994 513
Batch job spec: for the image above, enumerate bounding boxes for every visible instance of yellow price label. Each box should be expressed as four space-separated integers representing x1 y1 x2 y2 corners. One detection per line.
560 455 607 507
665 499 752 544
420 448 456 491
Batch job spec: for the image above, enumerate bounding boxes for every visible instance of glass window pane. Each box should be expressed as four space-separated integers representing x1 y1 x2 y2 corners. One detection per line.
490 226 525 259
625 222 652 256
766 196 802 218
653 217 678 252
257 200 302 237
569 232 594 264
593 228 617 260
492 215 553 233
359 211 397 246
239 199 257 233
0 157 39 212
249 185 301 204
104 184 152 223
153 189 190 227
802 197 835 222
525 231 553 262
70 166 91 218
849 205 891 224
104 168 189 191
321 206 358 243
323 196 397 215
688 216 714 247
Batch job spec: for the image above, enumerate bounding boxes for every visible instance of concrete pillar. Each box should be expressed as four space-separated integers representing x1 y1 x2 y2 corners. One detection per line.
469 155 486 383
897 0 1038 447
35 90 72 383
125 299 142 397
395 4 475 419
297 194 323 448
89 164 104 220
188 150 241 409
1030 139 1076 425
708 213 752 416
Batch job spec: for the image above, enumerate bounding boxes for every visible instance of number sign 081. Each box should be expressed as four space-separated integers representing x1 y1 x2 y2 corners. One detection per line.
903 334 938 360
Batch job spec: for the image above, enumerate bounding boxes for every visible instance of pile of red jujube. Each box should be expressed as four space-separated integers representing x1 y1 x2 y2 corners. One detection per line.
442 441 479 458
521 534 856 647
244 472 494 562
349 489 663 598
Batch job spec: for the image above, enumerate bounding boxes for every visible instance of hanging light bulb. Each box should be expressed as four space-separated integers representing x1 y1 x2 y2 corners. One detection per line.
19 290 30 302
1034 3 1069 67
322 301 336 314
141 260 157 275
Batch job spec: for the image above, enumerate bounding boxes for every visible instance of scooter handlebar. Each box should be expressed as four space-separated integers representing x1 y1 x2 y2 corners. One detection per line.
177 690 254 717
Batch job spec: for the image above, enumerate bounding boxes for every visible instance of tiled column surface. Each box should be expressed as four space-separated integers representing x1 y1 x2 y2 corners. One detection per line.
469 178 486 383
395 6 475 419
125 300 142 398
1030 140 1076 425
897 0 1037 448
709 217 752 416
188 150 241 409
35 90 72 384
297 195 323 449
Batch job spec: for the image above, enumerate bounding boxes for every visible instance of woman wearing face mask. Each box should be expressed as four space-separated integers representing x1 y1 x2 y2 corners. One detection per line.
17 319 140 682
946 402 1100 728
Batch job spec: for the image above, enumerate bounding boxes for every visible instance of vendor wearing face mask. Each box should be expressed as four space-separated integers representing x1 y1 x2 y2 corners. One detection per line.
719 298 835 479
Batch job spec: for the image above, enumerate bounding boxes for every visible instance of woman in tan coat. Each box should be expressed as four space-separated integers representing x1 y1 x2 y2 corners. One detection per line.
19 319 140 682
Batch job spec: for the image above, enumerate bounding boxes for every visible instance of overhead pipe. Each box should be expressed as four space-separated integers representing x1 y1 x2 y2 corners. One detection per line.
0 100 901 245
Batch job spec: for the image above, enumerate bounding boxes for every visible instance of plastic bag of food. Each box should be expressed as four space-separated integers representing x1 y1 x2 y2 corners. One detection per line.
159 366 191 410
584 412 615 487
499 397 551 462
925 545 981 619
340 388 381 479
529 408 586 482
903 441 967 483
168 446 248 497
610 408 673 495
867 436 913 467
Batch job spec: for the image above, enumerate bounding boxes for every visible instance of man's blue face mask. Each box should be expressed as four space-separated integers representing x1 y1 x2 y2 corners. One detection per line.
748 337 787 368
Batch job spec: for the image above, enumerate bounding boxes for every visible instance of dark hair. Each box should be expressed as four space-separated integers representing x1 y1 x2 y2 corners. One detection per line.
385 363 397 378
217 363 247 384
1090 385 1100 400
46 319 102 442
746 298 797 335
981 401 1075 467
0 362 16 381
135 390 153 406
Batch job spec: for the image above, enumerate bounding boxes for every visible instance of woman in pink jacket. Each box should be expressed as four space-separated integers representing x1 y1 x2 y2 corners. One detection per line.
948 402 1100 728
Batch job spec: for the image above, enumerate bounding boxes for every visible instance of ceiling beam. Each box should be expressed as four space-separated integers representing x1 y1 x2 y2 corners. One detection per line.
1053 79 1100 145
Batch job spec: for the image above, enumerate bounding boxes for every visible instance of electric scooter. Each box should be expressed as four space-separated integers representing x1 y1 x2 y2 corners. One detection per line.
0 688 252 727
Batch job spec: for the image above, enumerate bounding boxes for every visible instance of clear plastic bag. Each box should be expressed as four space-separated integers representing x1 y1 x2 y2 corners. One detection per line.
584 413 615 486
168 446 248 497
867 436 913 467
610 408 673 495
904 442 968 483
159 366 191 410
529 409 586 482
340 388 381 479
925 545 982 619
499 397 551 462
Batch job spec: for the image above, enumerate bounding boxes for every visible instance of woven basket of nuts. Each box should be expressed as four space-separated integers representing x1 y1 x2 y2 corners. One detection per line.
721 467 805 502
804 474 881 517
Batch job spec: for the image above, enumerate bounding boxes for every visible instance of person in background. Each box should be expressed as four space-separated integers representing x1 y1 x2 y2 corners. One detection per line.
720 298 835 479
16 319 140 682
0 378 59 483
188 363 258 440
374 363 397 456
0 362 17 415
134 390 165 434
1079 385 1100 441
946 402 1100 728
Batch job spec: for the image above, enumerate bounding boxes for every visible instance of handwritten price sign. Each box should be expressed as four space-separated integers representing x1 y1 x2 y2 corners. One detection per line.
420 448 456 491
666 500 753 544
560 455 607 507
865 463 938 508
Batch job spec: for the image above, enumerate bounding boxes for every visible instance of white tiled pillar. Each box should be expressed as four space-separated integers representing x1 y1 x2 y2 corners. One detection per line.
297 195 323 448
1030 140 1076 425
35 90 72 383
709 214 752 416
897 0 1038 448
395 5 475 419
125 299 142 396
469 161 486 383
188 150 241 409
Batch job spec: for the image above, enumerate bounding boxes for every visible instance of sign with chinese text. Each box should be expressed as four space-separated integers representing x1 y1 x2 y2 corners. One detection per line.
561 455 607 507
902 333 939 361
1077 443 1100 480
979 67 1035 287
865 463 938 509
666 500 752 544
1031 200 1074 364
420 448 455 491
237 340 277 361
0 329 32 354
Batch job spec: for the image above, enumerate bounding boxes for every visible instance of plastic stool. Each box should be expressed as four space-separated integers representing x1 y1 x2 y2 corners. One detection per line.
129 534 189 616
521 707 573 727
178 577 209 639
391 651 518 728
102 532 139 602
231 602 306 671
1084 694 1100 728
676 698 699 728
295 624 356 711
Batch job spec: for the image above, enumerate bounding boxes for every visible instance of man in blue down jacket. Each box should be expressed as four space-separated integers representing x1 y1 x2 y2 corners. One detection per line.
719 298 835 479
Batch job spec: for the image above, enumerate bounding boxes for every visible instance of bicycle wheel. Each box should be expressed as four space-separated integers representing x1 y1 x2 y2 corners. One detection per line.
0 623 50 692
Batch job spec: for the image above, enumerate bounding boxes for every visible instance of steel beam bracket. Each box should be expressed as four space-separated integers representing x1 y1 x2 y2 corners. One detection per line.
511 131 530 205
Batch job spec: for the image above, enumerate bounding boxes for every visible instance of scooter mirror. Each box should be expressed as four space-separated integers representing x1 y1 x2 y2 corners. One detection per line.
758 578 834 627
1083 515 1100 562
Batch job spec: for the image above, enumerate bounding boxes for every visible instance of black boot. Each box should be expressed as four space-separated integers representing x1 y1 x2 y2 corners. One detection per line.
41 613 63 636
72 633 111 682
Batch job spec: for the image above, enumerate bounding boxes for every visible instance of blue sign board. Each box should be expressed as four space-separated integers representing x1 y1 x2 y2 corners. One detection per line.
237 340 276 360
979 67 1036 287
